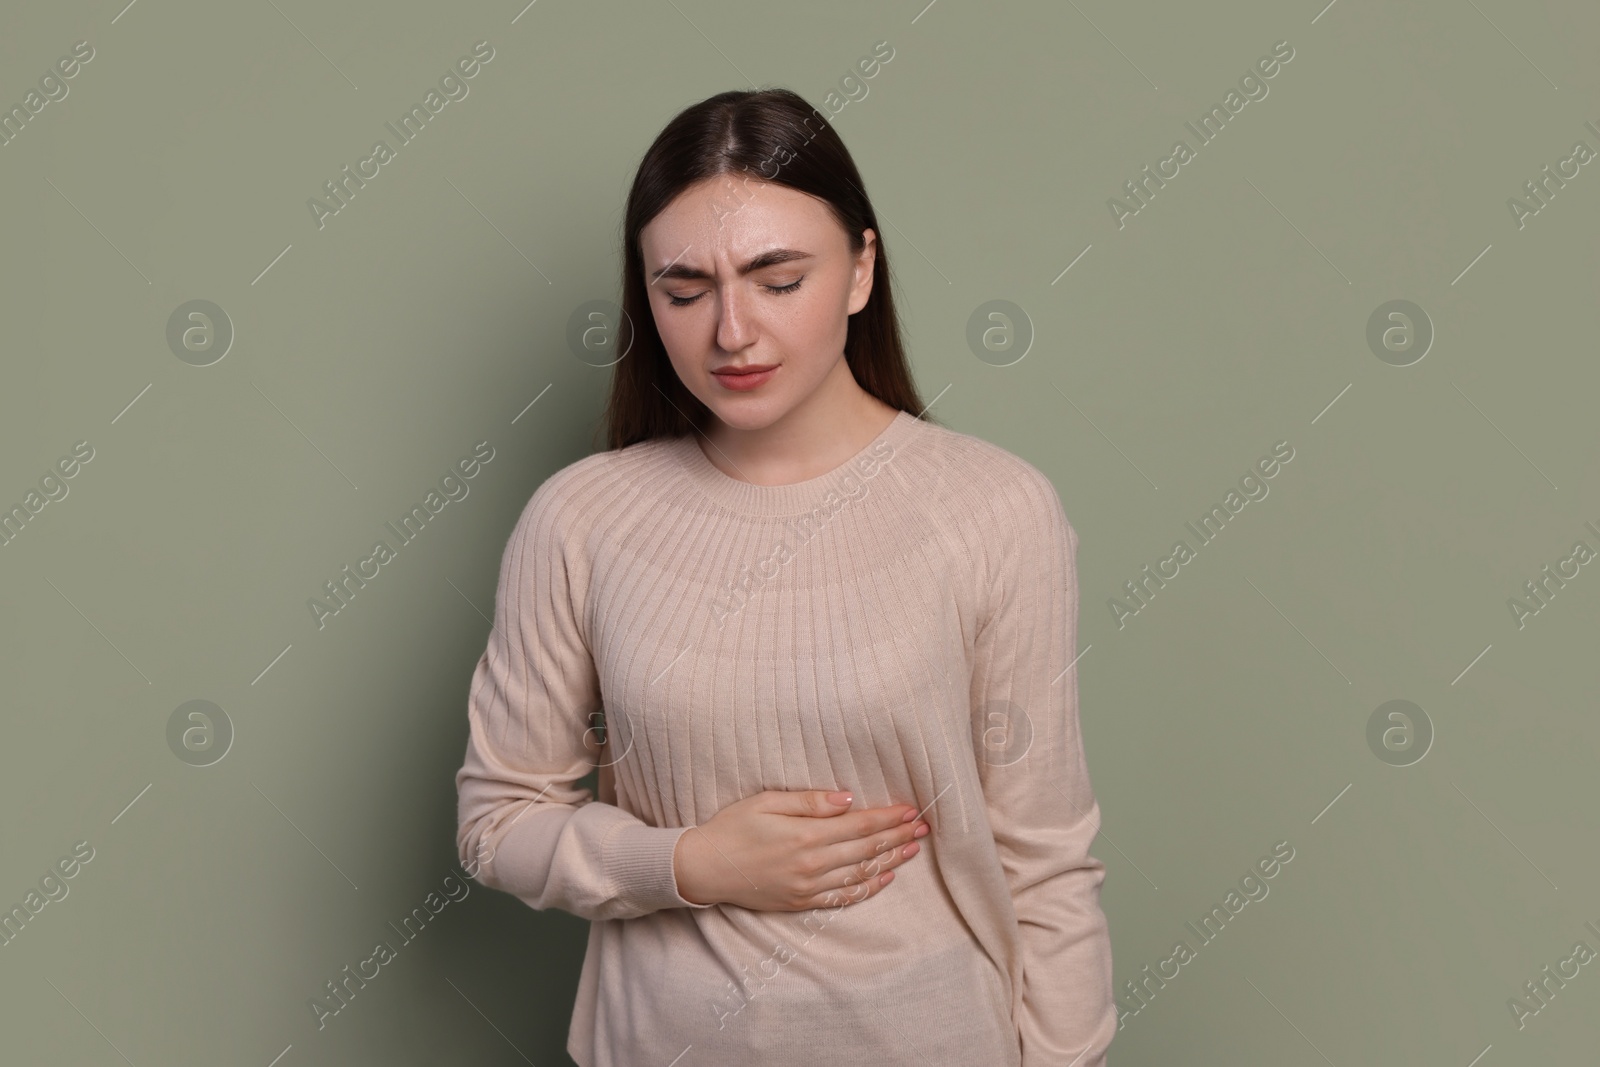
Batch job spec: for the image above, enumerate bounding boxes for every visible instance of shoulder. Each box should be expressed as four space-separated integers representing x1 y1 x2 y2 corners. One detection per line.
907 418 1076 545
509 435 683 547
902 421 1080 628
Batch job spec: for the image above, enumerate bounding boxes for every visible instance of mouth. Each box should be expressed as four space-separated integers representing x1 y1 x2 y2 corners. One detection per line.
710 363 779 391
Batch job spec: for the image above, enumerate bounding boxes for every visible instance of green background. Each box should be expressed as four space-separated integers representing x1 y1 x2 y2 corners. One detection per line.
3 0 1598 1063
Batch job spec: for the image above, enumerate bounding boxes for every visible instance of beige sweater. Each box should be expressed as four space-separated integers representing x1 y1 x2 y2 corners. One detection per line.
455 409 1116 1066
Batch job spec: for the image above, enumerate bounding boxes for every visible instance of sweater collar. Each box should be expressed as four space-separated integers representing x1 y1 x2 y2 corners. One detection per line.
667 409 924 518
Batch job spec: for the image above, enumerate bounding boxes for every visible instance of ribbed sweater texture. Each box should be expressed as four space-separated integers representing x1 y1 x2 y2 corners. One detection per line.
455 409 1116 1066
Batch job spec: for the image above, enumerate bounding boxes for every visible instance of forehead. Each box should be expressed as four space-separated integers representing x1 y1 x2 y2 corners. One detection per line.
641 176 840 262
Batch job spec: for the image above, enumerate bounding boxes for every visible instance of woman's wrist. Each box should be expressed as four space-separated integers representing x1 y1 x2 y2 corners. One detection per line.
673 827 713 906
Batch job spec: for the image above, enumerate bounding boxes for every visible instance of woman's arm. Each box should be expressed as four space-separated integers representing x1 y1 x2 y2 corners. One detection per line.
971 462 1117 1066
454 474 713 922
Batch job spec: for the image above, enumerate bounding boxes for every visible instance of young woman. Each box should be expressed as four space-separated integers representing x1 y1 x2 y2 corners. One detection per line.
456 88 1116 1067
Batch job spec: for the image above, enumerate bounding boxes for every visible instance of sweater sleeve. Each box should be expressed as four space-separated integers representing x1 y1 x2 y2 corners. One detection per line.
970 465 1117 1066
454 475 714 921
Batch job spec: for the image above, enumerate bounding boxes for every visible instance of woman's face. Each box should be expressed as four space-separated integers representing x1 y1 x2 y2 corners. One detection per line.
639 174 876 432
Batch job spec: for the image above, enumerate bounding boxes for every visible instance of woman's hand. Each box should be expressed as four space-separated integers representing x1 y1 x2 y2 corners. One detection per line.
672 790 932 911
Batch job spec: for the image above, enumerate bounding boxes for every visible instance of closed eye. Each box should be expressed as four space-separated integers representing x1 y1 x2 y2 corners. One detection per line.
667 277 804 307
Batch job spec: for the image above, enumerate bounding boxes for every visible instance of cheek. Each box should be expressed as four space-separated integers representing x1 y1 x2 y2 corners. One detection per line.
786 279 850 346
651 299 694 352
652 310 707 386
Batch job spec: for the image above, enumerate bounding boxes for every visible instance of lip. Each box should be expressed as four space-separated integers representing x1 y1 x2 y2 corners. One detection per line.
710 364 778 391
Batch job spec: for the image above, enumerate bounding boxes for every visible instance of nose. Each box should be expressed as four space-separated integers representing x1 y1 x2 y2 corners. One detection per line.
714 283 757 354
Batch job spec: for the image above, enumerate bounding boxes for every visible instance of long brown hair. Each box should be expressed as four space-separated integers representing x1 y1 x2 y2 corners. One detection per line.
600 87 932 452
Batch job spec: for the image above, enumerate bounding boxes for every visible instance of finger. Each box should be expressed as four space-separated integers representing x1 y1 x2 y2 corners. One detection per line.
802 865 893 911
819 833 921 898
810 803 921 848
762 789 858 819
814 814 926 872
859 834 920 880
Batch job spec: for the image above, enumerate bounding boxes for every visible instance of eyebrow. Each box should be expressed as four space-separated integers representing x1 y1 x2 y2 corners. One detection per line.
649 247 813 284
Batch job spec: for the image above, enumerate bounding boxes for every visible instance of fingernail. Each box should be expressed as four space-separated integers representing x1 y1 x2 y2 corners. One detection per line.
828 791 853 805
901 809 917 822
913 822 929 838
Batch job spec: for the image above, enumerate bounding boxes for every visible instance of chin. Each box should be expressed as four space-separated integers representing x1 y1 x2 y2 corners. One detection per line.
700 395 793 431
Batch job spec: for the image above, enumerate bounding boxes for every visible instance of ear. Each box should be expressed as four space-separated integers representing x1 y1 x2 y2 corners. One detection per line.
847 228 877 315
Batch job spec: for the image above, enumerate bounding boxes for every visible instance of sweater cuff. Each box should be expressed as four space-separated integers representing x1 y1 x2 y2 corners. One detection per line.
604 822 715 911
